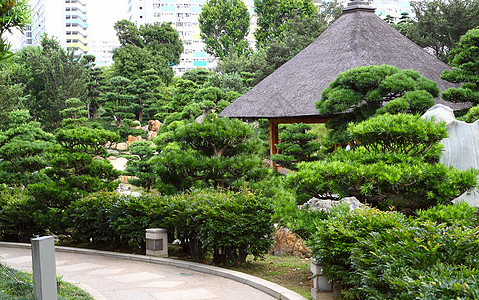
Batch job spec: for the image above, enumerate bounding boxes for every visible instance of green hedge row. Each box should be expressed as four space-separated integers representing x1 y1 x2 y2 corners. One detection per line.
309 202 479 299
0 188 274 266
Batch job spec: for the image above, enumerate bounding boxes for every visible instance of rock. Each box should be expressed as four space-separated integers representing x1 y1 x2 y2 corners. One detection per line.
302 196 363 212
107 149 119 155
146 131 157 140
110 157 128 171
107 156 117 160
105 142 116 149
127 135 142 144
272 227 311 258
148 120 162 132
93 156 104 160
423 105 479 207
116 142 128 151
195 109 212 123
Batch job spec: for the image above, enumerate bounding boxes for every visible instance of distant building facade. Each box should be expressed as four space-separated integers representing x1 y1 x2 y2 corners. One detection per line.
89 39 119 67
372 0 413 20
127 0 256 76
28 0 90 56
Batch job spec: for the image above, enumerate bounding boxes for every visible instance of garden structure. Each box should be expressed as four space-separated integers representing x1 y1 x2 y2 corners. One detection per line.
219 0 467 161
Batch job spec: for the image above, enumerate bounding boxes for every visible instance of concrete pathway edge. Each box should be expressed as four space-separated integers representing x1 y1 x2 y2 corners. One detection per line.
0 242 307 300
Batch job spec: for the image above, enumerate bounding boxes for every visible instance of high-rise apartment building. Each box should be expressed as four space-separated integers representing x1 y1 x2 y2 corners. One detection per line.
28 0 89 56
127 0 256 75
372 0 413 20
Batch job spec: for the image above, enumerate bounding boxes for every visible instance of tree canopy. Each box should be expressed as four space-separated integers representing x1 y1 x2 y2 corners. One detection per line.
0 0 30 64
441 27 479 106
254 0 318 47
408 0 479 61
112 20 183 82
199 0 250 60
316 65 439 145
16 35 88 128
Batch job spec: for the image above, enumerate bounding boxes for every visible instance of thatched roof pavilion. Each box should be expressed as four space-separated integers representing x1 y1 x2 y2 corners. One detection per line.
219 0 464 159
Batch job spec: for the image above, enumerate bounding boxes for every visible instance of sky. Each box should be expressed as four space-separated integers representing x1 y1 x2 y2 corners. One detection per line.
88 0 128 41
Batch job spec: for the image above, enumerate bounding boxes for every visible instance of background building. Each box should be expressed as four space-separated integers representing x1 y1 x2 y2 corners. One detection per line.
127 0 256 75
29 0 89 56
372 0 413 20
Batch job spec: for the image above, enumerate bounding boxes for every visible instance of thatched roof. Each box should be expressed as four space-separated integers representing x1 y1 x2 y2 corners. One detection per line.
220 1 465 119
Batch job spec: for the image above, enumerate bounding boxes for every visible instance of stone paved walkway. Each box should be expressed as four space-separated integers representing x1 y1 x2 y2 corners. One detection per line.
0 245 281 300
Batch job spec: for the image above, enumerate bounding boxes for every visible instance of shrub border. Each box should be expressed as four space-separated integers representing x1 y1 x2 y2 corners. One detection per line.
0 241 306 300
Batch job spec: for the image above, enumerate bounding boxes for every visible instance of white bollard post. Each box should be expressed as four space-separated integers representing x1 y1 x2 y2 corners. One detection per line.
146 228 168 257
32 236 58 300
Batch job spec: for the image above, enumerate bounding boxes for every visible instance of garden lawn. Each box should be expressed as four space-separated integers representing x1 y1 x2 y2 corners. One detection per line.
228 254 312 298
0 263 93 300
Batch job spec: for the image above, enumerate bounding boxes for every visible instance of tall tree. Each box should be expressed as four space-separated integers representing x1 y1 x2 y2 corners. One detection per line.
0 110 54 187
102 76 136 127
254 0 318 47
17 35 88 128
0 67 26 128
441 27 479 107
112 20 182 82
199 0 250 60
0 0 30 64
82 54 105 119
408 0 479 61
140 23 184 66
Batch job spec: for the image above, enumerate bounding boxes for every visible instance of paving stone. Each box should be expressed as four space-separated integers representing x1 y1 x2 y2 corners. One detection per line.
88 268 124 275
106 271 165 283
153 288 217 299
58 263 104 272
141 280 185 288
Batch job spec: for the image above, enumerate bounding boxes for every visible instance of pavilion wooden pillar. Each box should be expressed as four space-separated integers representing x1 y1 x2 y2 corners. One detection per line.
269 119 279 169
267 116 332 170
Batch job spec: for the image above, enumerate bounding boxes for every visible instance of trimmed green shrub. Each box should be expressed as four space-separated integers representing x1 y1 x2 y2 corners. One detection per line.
309 205 409 284
67 189 274 264
309 203 479 299
68 191 172 249
166 189 274 266
289 114 478 210
0 188 46 242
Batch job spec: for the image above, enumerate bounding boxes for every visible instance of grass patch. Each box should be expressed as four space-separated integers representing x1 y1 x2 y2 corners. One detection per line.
0 263 93 300
228 254 312 298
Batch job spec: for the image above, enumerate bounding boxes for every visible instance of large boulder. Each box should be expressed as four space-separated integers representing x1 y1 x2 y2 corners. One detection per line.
146 131 157 141
116 142 128 151
423 105 479 206
148 120 162 132
127 135 142 145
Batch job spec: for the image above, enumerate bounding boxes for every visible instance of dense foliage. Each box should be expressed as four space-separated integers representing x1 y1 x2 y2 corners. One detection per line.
408 0 479 61
289 114 478 211
15 36 88 128
441 27 479 107
309 202 479 299
0 0 30 63
272 123 321 170
112 20 183 83
151 115 265 194
68 189 274 266
254 0 318 47
199 0 250 59
316 65 438 145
